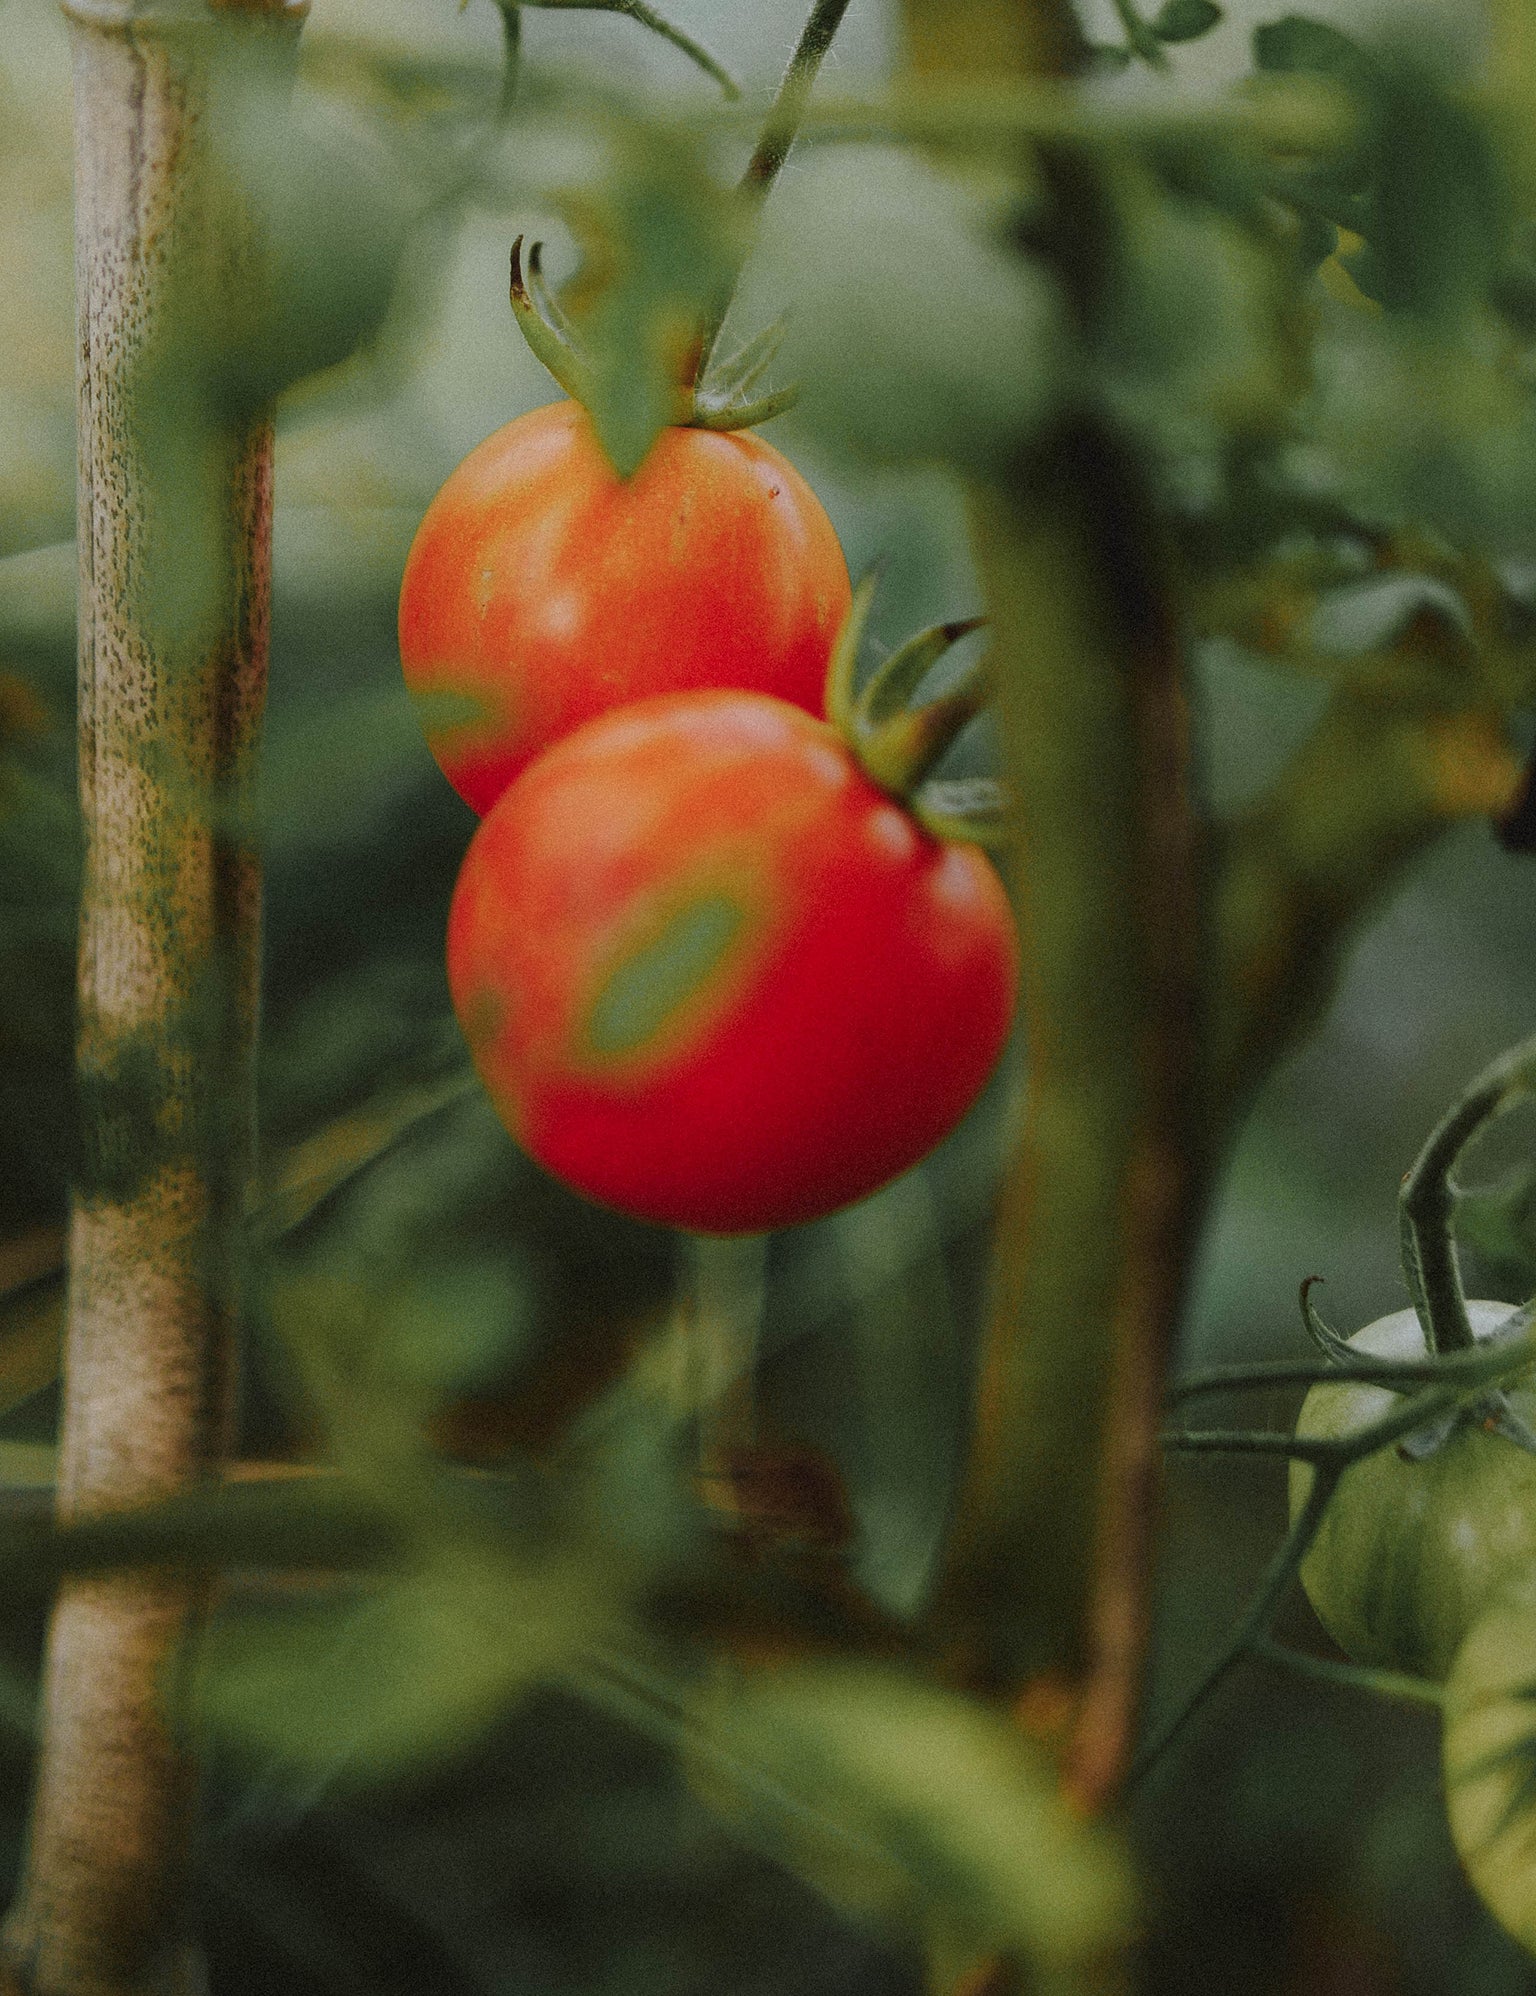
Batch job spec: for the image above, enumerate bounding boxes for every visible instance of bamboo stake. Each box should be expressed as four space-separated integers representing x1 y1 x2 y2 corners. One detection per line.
2 2 302 1988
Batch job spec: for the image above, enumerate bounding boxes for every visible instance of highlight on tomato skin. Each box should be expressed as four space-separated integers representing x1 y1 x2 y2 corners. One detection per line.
445 689 1020 1235
399 399 853 817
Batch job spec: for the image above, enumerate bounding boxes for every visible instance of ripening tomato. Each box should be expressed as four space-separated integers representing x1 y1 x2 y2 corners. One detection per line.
446 691 1018 1234
1443 1585 1536 1954
1290 1301 1536 1679
399 400 852 815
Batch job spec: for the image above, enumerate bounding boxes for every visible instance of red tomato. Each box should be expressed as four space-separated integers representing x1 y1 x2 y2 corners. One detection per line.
399 400 852 815
446 691 1018 1233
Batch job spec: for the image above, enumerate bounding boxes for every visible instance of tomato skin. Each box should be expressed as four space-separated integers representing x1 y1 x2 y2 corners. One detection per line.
400 400 852 815
1443 1587 1536 1954
446 691 1019 1234
1290 1302 1536 1679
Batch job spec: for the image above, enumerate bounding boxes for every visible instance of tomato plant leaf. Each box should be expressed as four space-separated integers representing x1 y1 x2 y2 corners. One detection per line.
198 1535 622 1790
683 1663 1133 1984
1151 0 1222 44
759 147 1064 472
552 116 742 477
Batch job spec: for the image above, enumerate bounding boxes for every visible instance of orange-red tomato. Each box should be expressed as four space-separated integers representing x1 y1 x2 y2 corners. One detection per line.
446 691 1018 1234
399 400 852 815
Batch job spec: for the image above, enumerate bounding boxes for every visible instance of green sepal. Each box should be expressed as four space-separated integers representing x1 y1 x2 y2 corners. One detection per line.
853 616 987 735
526 238 579 346
823 581 1002 845
700 317 789 404
689 384 801 431
823 569 880 736
691 319 800 432
856 655 991 799
912 776 1010 850
509 235 593 405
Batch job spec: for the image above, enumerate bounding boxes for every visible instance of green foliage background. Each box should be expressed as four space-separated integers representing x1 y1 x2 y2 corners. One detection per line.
3 0 1536 1990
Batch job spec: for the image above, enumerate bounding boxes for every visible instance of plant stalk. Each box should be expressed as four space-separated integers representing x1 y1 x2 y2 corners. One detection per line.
901 0 1203 1816
689 0 855 385
0 3 300 1990
940 439 1204 1811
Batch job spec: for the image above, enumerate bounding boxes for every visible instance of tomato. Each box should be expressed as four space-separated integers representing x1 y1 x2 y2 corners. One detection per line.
399 400 852 815
445 690 1018 1234
1443 1586 1536 1954
1289 1302 1536 1679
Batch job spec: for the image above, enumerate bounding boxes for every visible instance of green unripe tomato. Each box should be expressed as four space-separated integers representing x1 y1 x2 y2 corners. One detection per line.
1443 1586 1536 1956
1290 1302 1536 1679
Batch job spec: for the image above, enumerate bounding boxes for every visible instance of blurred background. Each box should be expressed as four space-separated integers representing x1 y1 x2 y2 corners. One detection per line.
3 0 1536 1989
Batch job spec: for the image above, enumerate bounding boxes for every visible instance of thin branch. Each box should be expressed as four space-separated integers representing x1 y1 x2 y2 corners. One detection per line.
495 0 522 123
1400 1031 1536 1356
524 0 739 98
1161 1428 1322 1459
690 0 855 382
1168 1336 1536 1404
1249 1637 1444 1708
1126 1470 1337 1787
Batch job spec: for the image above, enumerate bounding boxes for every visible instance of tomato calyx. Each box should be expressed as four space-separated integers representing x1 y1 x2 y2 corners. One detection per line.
1395 1387 1536 1462
510 237 799 436
1301 1273 1536 1461
823 572 1006 848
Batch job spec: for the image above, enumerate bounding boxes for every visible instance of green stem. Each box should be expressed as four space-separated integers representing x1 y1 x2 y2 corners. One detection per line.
496 0 522 122
1168 1340 1536 1403
524 0 739 97
685 1233 767 1476
690 0 855 384
1249 1637 1444 1708
1399 1032 1536 1356
613 0 738 97
926 420 1204 1813
1108 0 1167 66
740 0 856 203
1127 1472 1337 1788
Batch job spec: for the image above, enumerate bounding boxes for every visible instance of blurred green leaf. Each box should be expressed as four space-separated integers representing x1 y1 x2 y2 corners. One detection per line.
1457 1162 1536 1293
207 64 417 414
685 1663 1133 1990
1151 0 1221 44
550 115 741 475
760 147 1064 472
1257 19 1509 326
200 1533 621 1788
1253 15 1373 91
0 1270 61 1420
265 1262 534 1466
1095 170 1295 450
523 0 738 99
1304 312 1536 555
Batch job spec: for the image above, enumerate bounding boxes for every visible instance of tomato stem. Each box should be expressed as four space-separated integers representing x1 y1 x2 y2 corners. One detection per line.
1400 1032 1536 1356
685 1233 767 1475
690 0 856 387
494 0 522 122
521 0 739 98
